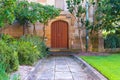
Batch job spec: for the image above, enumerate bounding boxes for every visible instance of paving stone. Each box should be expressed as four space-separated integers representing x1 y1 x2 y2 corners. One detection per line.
27 56 95 80
67 61 79 65
44 64 55 70
37 70 54 80
55 72 73 80
69 66 84 72
72 72 88 80
69 67 83 72
55 61 67 65
55 79 73 80
72 72 87 76
55 65 69 72
73 77 88 80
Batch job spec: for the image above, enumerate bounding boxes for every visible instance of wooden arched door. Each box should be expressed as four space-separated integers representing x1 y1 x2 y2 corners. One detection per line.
51 20 68 48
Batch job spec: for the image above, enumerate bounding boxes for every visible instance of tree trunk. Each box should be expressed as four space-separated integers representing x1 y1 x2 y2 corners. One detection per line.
23 24 25 35
33 24 37 35
23 22 29 36
78 18 84 52
42 24 45 41
79 29 84 52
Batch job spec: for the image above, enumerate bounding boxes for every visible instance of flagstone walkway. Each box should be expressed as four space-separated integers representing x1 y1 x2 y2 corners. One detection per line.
28 56 95 80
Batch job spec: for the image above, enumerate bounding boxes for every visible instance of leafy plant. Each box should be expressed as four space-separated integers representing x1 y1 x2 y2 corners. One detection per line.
104 33 120 48
92 0 120 31
17 41 39 65
0 34 15 43
15 0 60 37
0 40 19 73
66 0 85 51
0 64 9 80
0 0 17 27
38 5 60 41
28 2 43 35
15 0 30 35
0 63 20 80
20 35 48 58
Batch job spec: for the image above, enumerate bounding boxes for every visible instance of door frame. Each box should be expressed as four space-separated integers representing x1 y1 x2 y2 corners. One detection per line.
51 20 69 49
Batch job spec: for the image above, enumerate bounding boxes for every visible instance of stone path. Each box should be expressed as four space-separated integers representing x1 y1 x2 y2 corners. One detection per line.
28 56 95 80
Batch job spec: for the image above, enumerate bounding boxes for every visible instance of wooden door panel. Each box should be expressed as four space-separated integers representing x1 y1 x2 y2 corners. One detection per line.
51 20 68 48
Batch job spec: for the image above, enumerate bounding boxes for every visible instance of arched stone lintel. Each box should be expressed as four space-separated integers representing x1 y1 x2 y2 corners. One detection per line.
46 17 72 48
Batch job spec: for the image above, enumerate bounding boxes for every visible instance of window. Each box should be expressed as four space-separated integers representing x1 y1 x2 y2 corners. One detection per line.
55 0 64 10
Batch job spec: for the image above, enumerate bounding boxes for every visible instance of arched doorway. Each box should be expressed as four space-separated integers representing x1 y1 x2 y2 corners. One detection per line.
51 20 68 48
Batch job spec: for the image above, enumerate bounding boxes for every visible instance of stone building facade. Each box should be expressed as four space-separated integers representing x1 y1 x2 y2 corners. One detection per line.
0 0 107 52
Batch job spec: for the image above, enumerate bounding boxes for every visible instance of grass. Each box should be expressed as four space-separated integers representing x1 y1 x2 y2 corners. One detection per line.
81 54 120 80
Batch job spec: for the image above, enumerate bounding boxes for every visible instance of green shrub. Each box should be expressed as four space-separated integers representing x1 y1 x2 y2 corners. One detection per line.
0 40 19 73
0 34 47 73
20 36 48 58
17 41 39 65
104 33 120 48
0 64 9 80
39 41 48 58
0 34 15 43
0 63 20 80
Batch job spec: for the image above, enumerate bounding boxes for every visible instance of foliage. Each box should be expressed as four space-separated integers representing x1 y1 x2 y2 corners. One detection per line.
17 41 39 65
15 0 30 25
0 34 15 43
0 64 9 80
15 0 30 35
28 2 41 24
0 0 17 27
39 5 60 24
15 0 60 36
28 2 42 35
0 40 19 73
39 41 48 58
20 36 48 58
0 34 48 75
66 0 85 51
81 54 120 80
0 63 20 80
66 0 85 27
104 32 120 48
92 0 120 31
18 35 48 65
39 5 60 40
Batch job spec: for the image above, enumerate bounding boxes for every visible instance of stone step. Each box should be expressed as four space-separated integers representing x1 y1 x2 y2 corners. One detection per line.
49 48 80 52
48 51 78 56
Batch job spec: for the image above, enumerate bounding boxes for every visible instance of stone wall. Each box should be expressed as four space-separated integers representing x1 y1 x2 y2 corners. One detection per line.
0 0 106 52
0 12 101 52
0 22 44 38
0 23 23 37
